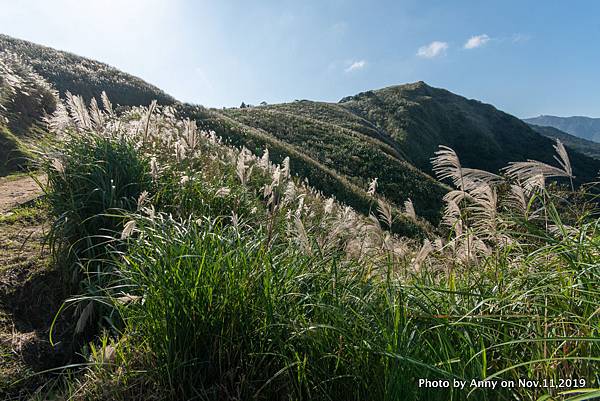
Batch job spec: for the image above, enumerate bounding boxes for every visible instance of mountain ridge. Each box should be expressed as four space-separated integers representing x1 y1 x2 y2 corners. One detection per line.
0 34 175 107
524 115 600 142
528 123 600 160
203 80 600 222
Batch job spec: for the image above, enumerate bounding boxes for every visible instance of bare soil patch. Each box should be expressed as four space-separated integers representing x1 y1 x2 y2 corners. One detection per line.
0 175 45 214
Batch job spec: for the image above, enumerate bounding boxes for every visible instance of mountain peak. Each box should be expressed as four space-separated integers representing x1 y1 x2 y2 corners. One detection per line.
339 81 434 103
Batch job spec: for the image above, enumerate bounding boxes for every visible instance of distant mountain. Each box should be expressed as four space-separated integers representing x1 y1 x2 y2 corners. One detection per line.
528 123 600 160
0 34 175 107
524 115 600 143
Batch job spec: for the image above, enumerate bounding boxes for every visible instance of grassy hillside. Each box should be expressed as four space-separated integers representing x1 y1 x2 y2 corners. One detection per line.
340 82 600 181
196 82 600 224
215 102 447 223
529 123 600 160
7 95 596 400
525 115 600 142
0 34 175 107
3 35 598 222
0 50 56 175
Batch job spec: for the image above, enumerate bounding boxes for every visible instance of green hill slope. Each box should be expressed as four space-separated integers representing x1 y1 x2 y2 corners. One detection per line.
0 50 57 175
339 82 600 180
0 34 175 107
193 82 600 223
214 102 447 222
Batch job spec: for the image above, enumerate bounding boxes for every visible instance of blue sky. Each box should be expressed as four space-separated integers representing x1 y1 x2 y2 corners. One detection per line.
1 0 599 118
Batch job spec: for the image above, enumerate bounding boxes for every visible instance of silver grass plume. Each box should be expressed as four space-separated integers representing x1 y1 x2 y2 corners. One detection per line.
283 181 296 205
324 198 335 214
150 157 159 181
236 148 253 186
281 156 291 179
377 199 393 229
174 140 187 163
553 139 572 179
503 139 574 189
89 97 104 129
215 187 231 198
46 102 72 136
101 91 113 115
468 183 498 240
142 100 157 141
506 183 533 216
432 145 502 192
404 198 416 220
65 92 91 130
413 239 433 272
367 177 378 196
260 148 270 169
121 220 137 239
442 198 462 230
184 119 199 153
293 216 312 255
431 146 465 189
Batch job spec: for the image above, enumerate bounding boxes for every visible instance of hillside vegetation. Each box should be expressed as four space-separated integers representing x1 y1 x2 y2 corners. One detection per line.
0 34 175 107
212 102 447 223
196 82 600 224
338 83 600 180
10 94 595 400
525 115 600 143
0 51 57 175
3 36 599 224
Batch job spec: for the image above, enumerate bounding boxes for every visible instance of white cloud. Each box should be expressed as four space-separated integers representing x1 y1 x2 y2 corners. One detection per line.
345 60 367 72
417 41 448 58
464 34 490 49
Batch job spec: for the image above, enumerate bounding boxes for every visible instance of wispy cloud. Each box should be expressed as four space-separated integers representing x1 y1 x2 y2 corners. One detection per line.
511 33 531 43
194 67 214 91
345 60 367 72
464 34 490 49
417 41 448 58
331 21 348 36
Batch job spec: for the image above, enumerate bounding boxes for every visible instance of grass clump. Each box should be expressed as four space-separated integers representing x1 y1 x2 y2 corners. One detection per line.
41 129 151 279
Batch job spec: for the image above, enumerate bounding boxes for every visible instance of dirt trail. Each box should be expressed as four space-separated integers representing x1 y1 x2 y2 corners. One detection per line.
0 175 45 213
0 173 70 398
